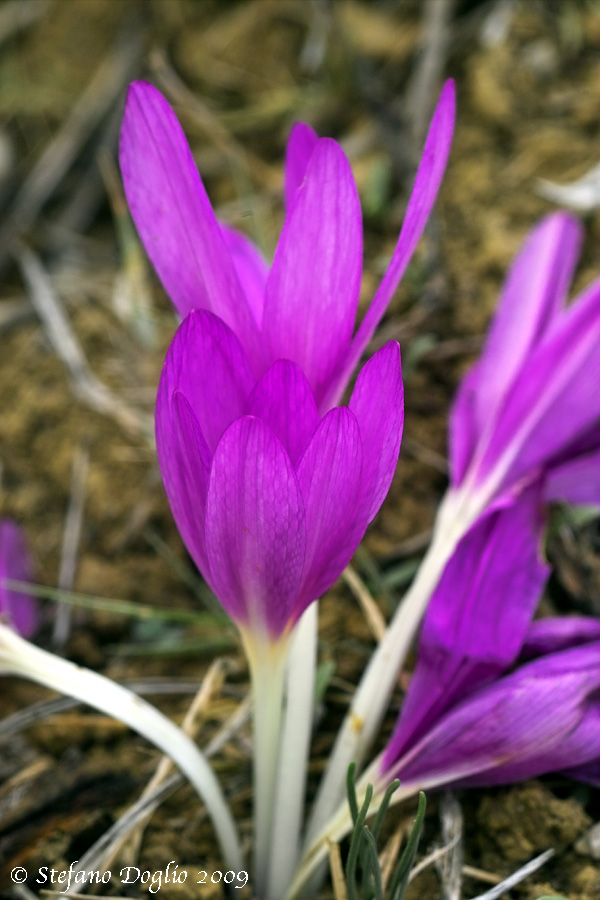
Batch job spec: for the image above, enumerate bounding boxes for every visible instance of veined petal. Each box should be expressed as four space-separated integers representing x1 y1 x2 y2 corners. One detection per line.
349 342 404 523
545 448 600 505
450 214 583 487
247 360 320 466
158 309 255 455
263 138 363 403
522 617 600 659
219 224 269 328
205 417 306 635
295 408 363 616
383 490 548 766
0 521 38 638
448 363 481 485
462 673 600 787
120 82 260 363
479 274 600 489
156 392 213 579
473 213 582 431
385 644 600 790
284 122 319 211
326 80 455 408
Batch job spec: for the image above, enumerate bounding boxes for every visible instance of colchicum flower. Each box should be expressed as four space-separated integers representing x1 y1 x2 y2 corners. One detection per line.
296 493 600 892
0 519 39 638
156 308 403 643
119 79 455 411
120 80 453 894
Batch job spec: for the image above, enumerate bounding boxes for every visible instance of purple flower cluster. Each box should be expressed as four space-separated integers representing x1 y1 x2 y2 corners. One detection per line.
120 78 600 811
381 490 600 792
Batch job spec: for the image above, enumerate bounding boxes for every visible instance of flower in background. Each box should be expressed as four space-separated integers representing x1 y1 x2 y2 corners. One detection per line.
120 79 455 410
0 519 39 638
301 211 600 850
156 308 403 643
297 491 600 890
450 212 600 512
378 490 600 794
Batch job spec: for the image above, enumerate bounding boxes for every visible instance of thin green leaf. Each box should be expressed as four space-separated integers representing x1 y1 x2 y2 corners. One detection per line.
345 783 373 900
4 579 228 626
388 792 427 900
371 779 400 844
347 762 360 826
362 828 383 900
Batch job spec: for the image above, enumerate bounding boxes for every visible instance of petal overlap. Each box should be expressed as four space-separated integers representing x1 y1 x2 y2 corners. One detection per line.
247 360 320 465
205 417 307 635
295 407 363 613
349 341 404 523
263 138 363 403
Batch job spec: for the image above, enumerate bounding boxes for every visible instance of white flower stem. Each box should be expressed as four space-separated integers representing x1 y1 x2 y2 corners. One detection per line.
267 603 318 900
0 624 243 871
304 487 481 850
243 631 289 897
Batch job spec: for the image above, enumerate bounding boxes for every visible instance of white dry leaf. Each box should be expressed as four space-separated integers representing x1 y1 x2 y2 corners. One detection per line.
537 162 600 213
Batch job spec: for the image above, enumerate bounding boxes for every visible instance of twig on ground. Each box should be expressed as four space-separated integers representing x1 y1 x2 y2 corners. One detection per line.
470 849 555 900
0 30 141 273
406 0 455 151
53 446 89 648
40 693 251 900
0 0 50 48
438 791 463 900
328 839 349 900
105 659 227 869
401 437 448 474
343 566 386 642
15 243 152 441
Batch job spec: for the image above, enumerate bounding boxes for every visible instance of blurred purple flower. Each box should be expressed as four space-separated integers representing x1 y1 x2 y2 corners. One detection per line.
156 309 403 638
380 491 600 793
450 212 600 509
120 80 455 411
0 520 39 638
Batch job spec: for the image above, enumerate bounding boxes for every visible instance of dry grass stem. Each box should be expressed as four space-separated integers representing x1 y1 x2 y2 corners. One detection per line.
343 566 386 642
15 243 152 440
53 446 89 647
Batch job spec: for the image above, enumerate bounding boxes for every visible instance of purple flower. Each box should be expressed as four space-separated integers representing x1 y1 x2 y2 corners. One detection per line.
156 309 403 638
450 212 600 509
380 491 600 793
0 520 39 638
120 80 455 411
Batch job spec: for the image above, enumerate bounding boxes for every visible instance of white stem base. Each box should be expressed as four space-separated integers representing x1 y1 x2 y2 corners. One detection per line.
244 632 288 897
267 603 318 900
